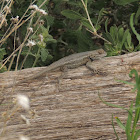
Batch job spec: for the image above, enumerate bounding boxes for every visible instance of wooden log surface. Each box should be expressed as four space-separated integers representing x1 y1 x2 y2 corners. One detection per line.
0 51 140 139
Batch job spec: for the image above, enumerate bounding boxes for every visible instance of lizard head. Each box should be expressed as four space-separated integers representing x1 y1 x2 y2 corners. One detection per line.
90 49 107 60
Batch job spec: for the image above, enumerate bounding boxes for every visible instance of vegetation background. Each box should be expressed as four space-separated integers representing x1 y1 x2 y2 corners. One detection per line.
0 0 140 71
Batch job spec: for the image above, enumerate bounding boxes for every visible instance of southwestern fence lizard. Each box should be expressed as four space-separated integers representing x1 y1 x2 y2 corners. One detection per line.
5 49 107 88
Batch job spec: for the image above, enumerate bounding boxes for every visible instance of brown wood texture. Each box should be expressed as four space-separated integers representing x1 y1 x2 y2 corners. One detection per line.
0 51 140 140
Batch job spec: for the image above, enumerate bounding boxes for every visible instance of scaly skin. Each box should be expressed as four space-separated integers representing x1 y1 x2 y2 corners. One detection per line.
5 49 107 88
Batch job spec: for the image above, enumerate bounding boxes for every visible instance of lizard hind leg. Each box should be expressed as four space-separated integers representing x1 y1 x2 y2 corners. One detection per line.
86 60 107 76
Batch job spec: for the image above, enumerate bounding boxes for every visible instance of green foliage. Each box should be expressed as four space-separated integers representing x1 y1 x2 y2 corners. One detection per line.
104 24 134 56
113 0 139 6
12 0 31 17
0 48 6 61
104 8 140 56
61 7 105 32
134 6 140 25
130 13 140 44
51 0 139 57
124 32 135 52
0 48 7 72
99 69 140 140
0 0 140 70
0 63 7 73
21 25 55 68
61 10 84 20
47 0 107 56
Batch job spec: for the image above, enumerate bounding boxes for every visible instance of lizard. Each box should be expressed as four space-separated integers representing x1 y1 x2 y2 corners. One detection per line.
5 49 107 88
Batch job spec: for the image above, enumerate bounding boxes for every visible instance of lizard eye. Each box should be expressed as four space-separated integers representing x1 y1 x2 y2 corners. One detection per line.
90 55 97 60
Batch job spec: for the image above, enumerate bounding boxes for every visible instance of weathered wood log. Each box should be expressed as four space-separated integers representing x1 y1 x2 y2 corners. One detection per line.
0 51 139 139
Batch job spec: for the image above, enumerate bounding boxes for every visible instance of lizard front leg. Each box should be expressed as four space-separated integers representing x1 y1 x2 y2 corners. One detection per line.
86 57 107 76
86 60 99 74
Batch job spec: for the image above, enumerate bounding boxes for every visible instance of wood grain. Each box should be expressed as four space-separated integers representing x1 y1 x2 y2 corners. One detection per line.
0 51 139 139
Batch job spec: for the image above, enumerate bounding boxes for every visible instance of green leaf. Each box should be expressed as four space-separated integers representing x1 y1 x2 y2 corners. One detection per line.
113 0 139 6
121 29 129 46
40 26 57 44
95 8 104 29
37 42 46 48
75 28 93 52
105 18 109 33
0 48 6 60
129 69 139 87
129 70 140 139
40 48 49 62
135 6 140 25
135 44 140 51
124 42 134 53
0 63 7 73
98 93 128 111
134 129 140 140
126 32 132 46
131 105 140 110
115 117 126 130
24 56 34 68
81 19 93 31
125 32 134 52
68 1 82 7
112 114 120 140
125 102 133 140
130 13 140 44
118 28 124 40
110 26 118 44
104 32 114 44
84 0 88 7
116 79 135 86
45 15 54 27
61 10 83 20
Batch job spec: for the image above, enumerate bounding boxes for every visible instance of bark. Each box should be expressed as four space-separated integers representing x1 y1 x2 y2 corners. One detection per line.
0 51 139 140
